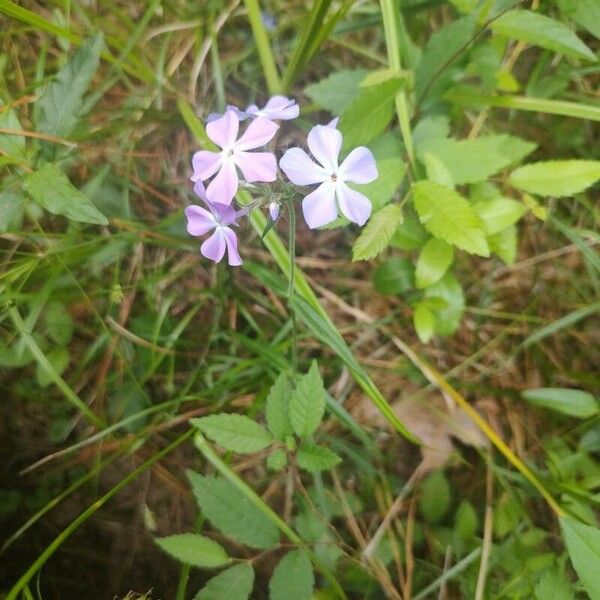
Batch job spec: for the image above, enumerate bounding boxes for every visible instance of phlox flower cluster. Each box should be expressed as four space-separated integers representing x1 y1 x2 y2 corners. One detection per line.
186 95 378 266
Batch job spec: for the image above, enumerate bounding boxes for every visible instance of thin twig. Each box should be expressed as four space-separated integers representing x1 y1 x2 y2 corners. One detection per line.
475 464 494 600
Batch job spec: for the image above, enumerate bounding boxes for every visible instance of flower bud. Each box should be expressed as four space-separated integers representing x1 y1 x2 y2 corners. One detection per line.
268 201 280 222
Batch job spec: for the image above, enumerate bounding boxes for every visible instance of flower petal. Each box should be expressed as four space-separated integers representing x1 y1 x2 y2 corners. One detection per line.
193 180 208 200
235 151 277 182
200 228 227 263
336 183 372 226
307 124 342 172
302 180 338 229
263 96 299 120
223 227 243 266
279 148 329 185
185 205 216 236
206 160 238 204
191 150 222 182
339 147 378 184
208 201 238 226
206 109 239 149
235 117 279 151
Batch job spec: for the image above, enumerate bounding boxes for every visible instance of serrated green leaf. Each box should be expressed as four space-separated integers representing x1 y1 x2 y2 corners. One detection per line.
266 374 293 441
473 197 526 235
191 414 272 454
419 470 451 524
415 238 454 289
155 533 229 568
413 302 435 343
194 563 255 600
417 135 535 184
390 212 429 250
352 204 403 261
521 388 598 418
424 272 465 336
289 361 326 438
339 75 405 147
269 550 314 600
188 472 279 549
373 257 415 295
296 443 341 472
491 10 596 61
23 163 108 225
305 69 367 114
267 448 287 471
412 181 489 256
509 160 600 197
560 517 600 599
37 32 104 138
489 225 518 265
422 152 453 187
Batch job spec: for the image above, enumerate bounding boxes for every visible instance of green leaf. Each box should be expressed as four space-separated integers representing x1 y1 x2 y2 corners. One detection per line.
419 470 451 524
558 0 600 40
191 414 272 454
305 69 367 114
390 212 429 250
266 374 293 441
521 388 598 418
267 448 287 471
194 563 255 600
23 163 108 225
413 302 435 343
0 102 26 158
269 549 314 600
493 493 521 538
296 443 341 473
188 472 279 549
289 361 326 438
473 197 526 235
490 10 596 62
454 500 478 543
489 225 518 265
37 33 104 138
155 533 229 568
560 517 600 600
36 347 69 388
373 257 415 295
0 191 25 233
412 181 489 256
509 160 600 197
45 302 74 345
352 204 403 261
424 272 465 336
415 238 454 289
339 75 405 148
417 135 535 185
422 152 454 187
534 570 574 600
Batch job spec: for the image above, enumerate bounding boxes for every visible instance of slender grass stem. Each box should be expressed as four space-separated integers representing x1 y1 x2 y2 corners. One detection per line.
287 202 298 372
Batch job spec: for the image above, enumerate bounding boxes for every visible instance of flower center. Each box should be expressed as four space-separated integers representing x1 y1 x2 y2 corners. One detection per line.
331 174 338 182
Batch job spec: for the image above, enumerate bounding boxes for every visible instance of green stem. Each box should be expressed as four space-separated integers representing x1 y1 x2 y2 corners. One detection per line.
287 202 298 372
244 0 282 94
6 431 194 600
194 433 348 599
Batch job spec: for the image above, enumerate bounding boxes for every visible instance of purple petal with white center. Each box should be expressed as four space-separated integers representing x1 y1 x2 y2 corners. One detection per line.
302 180 338 229
235 117 279 151
208 201 238 226
223 227 243 266
307 124 342 173
206 109 239 149
193 180 208 200
185 205 216 236
191 150 222 182
200 228 227 263
206 161 238 204
235 151 277 182
336 182 372 226
279 147 329 185
339 147 378 184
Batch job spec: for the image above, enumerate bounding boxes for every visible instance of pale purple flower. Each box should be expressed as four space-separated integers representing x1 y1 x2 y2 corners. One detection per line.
191 108 278 205
279 124 378 229
185 181 242 266
245 96 299 121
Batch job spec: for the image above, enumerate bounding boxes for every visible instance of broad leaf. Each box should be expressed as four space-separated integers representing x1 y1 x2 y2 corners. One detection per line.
269 550 314 600
521 388 598 418
509 160 600 197
424 272 465 336
558 0 600 40
534 570 574 600
352 204 403 261
296 443 341 472
417 135 535 184
155 533 229 568
305 69 367 114
0 102 26 158
23 163 108 225
412 181 489 256
419 470 451 524
266 374 293 441
266 449 287 471
373 257 415 295
413 302 435 343
191 414 272 454
489 225 518 265
36 347 69 388
491 10 596 62
390 212 428 250
194 563 255 600
0 191 25 233
415 238 454 289
188 472 279 549
561 517 600 599
473 197 526 235
289 361 326 438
